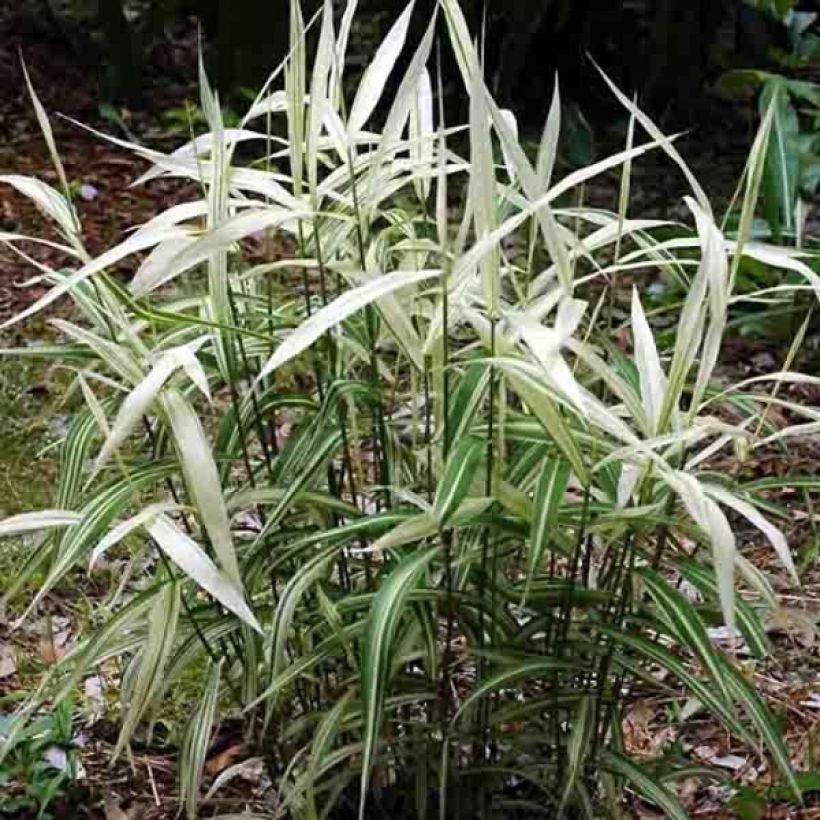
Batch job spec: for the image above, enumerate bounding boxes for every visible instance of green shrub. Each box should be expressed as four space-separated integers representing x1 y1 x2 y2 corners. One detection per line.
2 1 819 817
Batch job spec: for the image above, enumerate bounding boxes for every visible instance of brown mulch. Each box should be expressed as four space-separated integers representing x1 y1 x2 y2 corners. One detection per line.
0 6 198 331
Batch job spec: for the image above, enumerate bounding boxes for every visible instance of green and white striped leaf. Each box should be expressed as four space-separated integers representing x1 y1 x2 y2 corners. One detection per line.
447 364 491 448
559 696 594 818
760 80 799 239
678 561 769 659
453 658 585 721
305 690 354 816
721 658 800 801
56 407 100 509
434 434 485 527
601 627 749 741
270 543 338 677
602 751 688 820
114 580 181 759
179 660 222 820
639 569 731 702
524 458 570 603
12 462 176 618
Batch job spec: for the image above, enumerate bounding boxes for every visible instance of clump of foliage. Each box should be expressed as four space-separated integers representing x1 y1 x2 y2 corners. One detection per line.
2 1 820 817
0 699 79 818
722 1 820 244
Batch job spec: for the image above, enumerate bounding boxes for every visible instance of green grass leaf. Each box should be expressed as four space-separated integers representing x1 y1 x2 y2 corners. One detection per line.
360 547 437 819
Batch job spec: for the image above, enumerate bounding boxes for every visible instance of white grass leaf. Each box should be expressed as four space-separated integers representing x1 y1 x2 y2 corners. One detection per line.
257 269 441 381
441 135 678 312
617 463 641 508
332 0 359 101
307 0 335 197
410 68 434 201
179 660 222 820
631 287 667 433
469 67 499 309
172 345 211 401
245 90 290 121
0 176 76 242
593 62 711 217
365 8 436 211
89 503 180 570
498 109 519 183
160 390 240 585
703 485 797 584
95 342 210 472
147 515 260 632
129 208 306 296
0 510 81 536
348 2 415 134
439 0 480 82
21 60 74 225
0 232 82 258
59 116 300 209
132 237 197 291
94 355 178 470
537 77 561 190
134 129 265 185
738 242 820 301
0 226 189 330
130 200 212 240
661 204 711 428
666 471 737 631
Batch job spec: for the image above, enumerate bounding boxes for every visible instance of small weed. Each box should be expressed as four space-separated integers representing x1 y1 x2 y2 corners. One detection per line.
0 699 81 819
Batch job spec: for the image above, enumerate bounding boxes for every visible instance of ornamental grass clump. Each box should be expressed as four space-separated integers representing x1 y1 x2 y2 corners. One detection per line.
2 1 820 817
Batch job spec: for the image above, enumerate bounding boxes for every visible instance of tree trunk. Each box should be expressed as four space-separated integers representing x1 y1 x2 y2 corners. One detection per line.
642 0 725 123
97 0 141 103
192 0 289 97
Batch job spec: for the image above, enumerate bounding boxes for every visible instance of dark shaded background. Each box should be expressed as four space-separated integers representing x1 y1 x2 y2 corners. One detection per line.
10 0 817 127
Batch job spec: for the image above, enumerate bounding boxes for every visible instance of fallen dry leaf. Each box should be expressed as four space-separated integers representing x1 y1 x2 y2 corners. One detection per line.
766 607 818 648
103 795 131 820
39 636 58 665
0 644 16 678
205 743 243 775
84 675 105 718
38 616 71 664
